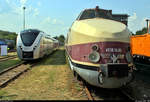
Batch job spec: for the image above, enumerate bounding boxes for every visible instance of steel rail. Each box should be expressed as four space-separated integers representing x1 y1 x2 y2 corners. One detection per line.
0 55 18 62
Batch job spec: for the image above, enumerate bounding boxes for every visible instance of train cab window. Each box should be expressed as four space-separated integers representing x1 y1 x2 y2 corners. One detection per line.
96 10 113 19
79 10 95 20
21 30 40 46
79 9 113 20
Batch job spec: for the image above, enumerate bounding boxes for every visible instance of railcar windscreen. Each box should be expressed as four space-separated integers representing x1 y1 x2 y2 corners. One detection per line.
79 9 113 20
21 31 40 46
79 10 95 20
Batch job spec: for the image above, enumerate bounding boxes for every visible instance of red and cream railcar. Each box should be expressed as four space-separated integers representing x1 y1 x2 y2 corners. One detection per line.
65 6 134 88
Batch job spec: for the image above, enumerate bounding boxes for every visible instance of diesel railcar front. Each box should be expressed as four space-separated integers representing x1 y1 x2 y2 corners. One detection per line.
17 29 55 60
65 6 134 88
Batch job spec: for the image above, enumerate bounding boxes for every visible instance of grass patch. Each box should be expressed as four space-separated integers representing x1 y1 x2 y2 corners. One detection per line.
0 58 21 72
48 70 56 83
0 90 8 100
0 90 7 96
75 83 82 91
38 49 66 65
0 52 17 59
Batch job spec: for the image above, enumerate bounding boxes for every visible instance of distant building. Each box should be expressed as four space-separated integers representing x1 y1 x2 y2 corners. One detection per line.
0 40 7 56
0 40 7 45
0 39 15 49
5 39 15 49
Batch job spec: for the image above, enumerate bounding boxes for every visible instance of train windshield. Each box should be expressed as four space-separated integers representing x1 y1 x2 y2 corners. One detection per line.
79 9 113 20
20 30 40 46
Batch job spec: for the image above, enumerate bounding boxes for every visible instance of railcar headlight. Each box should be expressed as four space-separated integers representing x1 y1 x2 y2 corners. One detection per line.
19 46 22 49
88 51 100 63
91 44 99 51
126 52 132 63
33 46 37 50
117 54 124 59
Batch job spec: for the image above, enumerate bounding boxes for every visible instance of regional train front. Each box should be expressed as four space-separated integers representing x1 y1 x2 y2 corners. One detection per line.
65 6 134 88
17 29 42 60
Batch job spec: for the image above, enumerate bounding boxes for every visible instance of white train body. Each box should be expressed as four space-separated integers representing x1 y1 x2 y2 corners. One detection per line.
17 29 57 60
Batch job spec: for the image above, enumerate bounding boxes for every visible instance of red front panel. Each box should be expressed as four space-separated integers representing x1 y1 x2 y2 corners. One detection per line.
66 42 129 64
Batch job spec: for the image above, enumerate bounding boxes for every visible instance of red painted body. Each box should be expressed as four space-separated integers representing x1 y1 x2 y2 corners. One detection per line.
66 42 129 64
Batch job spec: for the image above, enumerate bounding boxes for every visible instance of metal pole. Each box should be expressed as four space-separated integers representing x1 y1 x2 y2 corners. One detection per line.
146 19 149 30
146 19 150 33
23 6 26 30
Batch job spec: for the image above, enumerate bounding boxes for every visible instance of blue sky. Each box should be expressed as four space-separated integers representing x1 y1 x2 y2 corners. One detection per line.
0 0 150 37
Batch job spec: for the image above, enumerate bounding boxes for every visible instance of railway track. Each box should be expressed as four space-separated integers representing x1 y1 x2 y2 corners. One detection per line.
74 74 135 101
120 87 135 100
0 61 36 88
0 55 18 62
0 49 59 89
85 83 135 100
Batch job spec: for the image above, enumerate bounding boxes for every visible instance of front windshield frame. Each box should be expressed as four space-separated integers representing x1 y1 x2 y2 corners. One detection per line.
78 9 113 20
20 30 40 46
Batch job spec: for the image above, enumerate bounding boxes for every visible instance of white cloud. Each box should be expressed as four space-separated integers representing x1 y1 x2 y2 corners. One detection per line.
5 0 10 4
52 19 64 25
128 13 137 22
41 17 51 24
5 0 39 17
141 18 147 28
62 27 69 31
37 2 41 6
20 0 27 6
128 13 148 33
128 13 138 33
52 19 57 24
41 17 64 25
33 8 39 17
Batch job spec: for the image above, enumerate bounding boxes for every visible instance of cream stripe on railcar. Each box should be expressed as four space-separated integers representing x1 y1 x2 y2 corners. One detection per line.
67 18 131 46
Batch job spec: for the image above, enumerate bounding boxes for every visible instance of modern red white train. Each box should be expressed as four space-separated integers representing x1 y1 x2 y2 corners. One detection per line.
17 29 59 60
65 6 134 88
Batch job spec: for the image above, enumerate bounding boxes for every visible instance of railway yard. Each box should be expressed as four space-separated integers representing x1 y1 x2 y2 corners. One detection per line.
0 47 149 100
0 0 150 101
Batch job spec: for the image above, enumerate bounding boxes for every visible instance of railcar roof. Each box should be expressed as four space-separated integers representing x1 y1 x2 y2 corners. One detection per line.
21 29 41 33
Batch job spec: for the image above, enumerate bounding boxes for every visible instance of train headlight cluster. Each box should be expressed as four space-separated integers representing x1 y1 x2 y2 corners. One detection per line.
33 46 37 50
91 44 99 51
89 44 100 63
88 51 100 63
19 46 22 49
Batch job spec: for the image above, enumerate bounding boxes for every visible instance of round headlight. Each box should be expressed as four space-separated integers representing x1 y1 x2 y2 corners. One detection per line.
126 52 132 63
88 51 100 63
91 44 99 51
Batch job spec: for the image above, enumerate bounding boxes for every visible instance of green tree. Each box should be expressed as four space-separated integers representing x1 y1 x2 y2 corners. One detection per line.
53 35 65 43
53 35 65 46
0 30 17 49
136 27 148 35
58 35 65 43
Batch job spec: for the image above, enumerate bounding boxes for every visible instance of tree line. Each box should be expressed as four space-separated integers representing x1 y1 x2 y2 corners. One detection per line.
0 26 148 48
0 30 66 47
135 27 148 35
0 30 17 42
